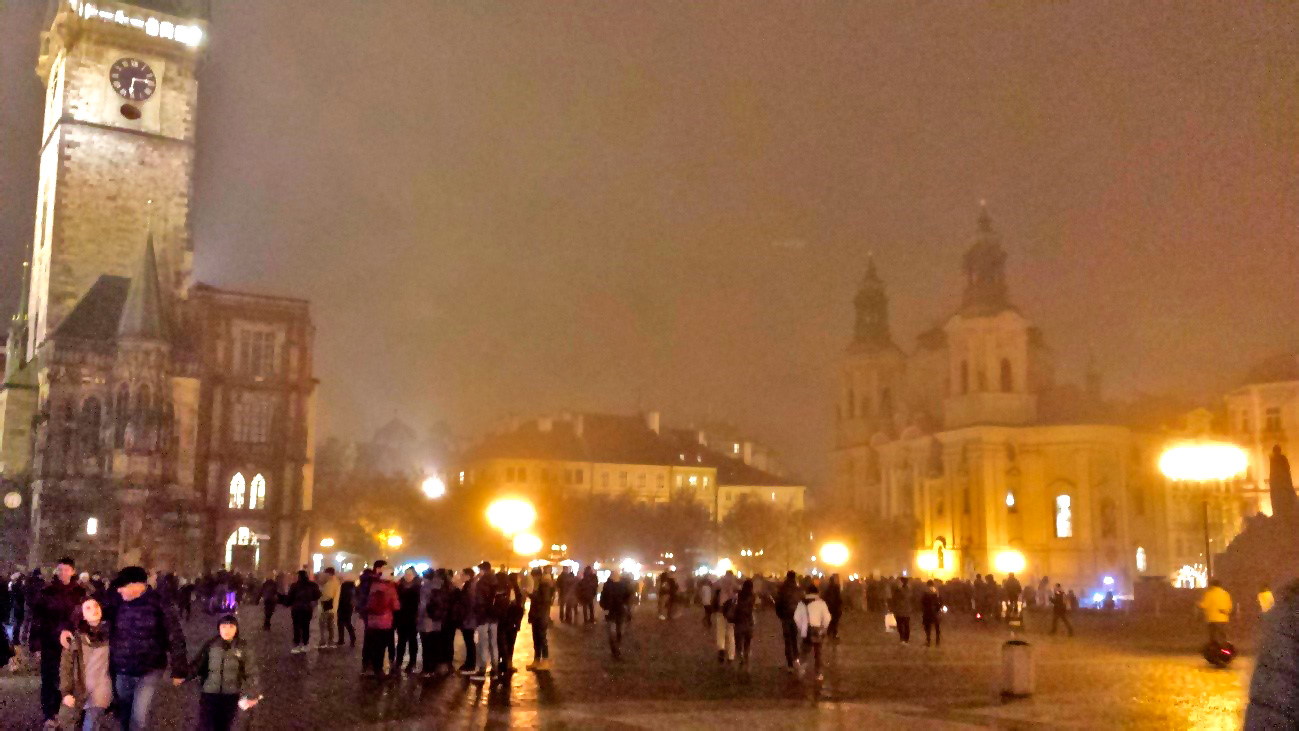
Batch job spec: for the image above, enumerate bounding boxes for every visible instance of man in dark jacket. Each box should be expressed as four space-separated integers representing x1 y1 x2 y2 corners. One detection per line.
470 563 498 679
774 571 804 671
577 567 598 624
599 569 633 660
337 574 357 648
259 576 278 631
287 570 321 653
33 557 85 726
921 579 943 647
103 565 188 729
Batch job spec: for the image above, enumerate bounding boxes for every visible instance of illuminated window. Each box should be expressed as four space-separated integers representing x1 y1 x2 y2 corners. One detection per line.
231 392 273 443
236 329 278 377
228 473 246 509
1136 546 1147 573
689 475 698 486
703 476 710 487
675 475 683 488
1055 494 1073 538
249 474 266 510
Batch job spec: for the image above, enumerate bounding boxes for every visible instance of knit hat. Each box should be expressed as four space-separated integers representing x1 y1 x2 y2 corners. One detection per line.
218 614 239 628
116 566 148 586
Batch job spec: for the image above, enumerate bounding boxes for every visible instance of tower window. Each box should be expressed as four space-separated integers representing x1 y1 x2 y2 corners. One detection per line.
1000 359 1013 392
236 329 279 377
1055 494 1073 538
229 473 246 509
249 473 267 510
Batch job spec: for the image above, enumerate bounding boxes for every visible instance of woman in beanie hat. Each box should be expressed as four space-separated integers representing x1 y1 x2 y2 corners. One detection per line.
192 614 260 731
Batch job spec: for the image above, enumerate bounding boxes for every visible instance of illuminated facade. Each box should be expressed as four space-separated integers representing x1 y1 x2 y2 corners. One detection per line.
1224 353 1299 517
0 0 317 574
831 207 1245 595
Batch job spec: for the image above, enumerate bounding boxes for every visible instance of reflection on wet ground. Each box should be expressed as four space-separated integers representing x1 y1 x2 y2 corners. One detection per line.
1 607 1248 728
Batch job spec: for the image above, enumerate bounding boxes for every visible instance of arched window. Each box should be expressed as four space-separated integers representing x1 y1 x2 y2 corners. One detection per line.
1000 358 1013 392
114 384 129 448
1055 494 1073 538
249 473 266 509
81 397 102 462
960 362 970 394
228 473 246 509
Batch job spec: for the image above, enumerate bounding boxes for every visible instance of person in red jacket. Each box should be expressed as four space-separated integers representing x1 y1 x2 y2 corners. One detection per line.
360 562 400 677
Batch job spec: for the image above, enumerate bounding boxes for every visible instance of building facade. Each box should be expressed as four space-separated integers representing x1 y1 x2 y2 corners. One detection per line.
0 0 316 574
832 207 1251 596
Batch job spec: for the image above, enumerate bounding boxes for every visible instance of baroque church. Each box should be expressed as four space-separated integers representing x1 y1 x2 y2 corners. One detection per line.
832 207 1250 597
0 0 316 575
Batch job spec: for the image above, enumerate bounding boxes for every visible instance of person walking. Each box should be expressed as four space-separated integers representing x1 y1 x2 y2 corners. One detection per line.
794 583 831 681
318 567 341 650
360 563 400 677
712 570 738 664
774 571 804 673
600 568 633 660
453 568 478 675
102 566 189 729
921 580 942 647
556 567 576 624
1050 583 1074 636
891 577 913 644
417 568 447 676
499 573 525 675
578 566 598 625
470 563 499 680
525 567 555 671
336 573 357 649
823 574 844 641
33 557 86 729
733 579 757 671
394 567 422 673
287 570 320 654
57 597 111 731
355 567 375 630
190 615 260 731
1200 579 1233 646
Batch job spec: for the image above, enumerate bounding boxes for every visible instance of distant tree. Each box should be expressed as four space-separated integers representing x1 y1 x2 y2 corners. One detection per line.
720 497 810 575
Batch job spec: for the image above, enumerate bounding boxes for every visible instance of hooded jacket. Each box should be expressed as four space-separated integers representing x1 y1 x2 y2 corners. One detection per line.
192 622 259 697
794 594 831 639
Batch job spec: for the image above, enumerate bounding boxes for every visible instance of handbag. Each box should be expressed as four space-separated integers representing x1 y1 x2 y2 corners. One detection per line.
884 611 897 632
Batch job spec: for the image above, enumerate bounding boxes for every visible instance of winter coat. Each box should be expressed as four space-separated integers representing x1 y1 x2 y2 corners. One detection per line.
1201 586 1233 624
416 578 440 633
59 626 112 709
599 578 632 621
823 583 843 616
890 583 913 618
732 592 756 631
774 581 804 621
319 576 342 612
1245 583 1299 728
577 573 598 602
794 596 831 639
396 578 421 629
30 578 86 652
448 586 474 631
529 579 555 624
338 580 356 614
192 636 259 697
288 580 321 612
260 580 279 607
364 579 400 630
921 589 943 621
473 575 498 625
104 588 188 679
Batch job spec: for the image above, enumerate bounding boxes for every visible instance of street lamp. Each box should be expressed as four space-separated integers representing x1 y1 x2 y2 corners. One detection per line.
320 537 335 548
1159 441 1248 579
422 475 446 499
387 534 403 549
820 541 849 567
486 498 536 536
513 533 542 556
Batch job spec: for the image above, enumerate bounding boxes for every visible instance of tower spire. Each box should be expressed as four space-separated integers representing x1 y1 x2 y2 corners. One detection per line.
117 231 169 340
853 252 892 346
961 202 1009 314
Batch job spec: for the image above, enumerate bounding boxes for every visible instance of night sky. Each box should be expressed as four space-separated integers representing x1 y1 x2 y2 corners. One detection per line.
1 1 1296 484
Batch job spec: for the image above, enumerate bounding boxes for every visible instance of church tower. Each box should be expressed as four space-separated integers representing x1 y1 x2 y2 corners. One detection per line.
834 256 906 510
25 0 207 357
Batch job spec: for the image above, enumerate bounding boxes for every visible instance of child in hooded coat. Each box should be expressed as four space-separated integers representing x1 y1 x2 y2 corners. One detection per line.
192 614 260 731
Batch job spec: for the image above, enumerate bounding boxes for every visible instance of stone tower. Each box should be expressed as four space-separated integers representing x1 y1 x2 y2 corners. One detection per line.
26 0 207 358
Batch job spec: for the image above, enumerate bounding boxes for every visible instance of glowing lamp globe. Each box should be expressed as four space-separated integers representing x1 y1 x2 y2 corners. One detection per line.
422 476 447 499
386 535 403 549
993 549 1026 574
917 550 939 572
1158 443 1248 482
820 542 849 567
513 533 543 556
487 498 536 536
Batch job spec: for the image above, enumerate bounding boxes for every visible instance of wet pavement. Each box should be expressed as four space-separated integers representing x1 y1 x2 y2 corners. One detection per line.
0 606 1251 728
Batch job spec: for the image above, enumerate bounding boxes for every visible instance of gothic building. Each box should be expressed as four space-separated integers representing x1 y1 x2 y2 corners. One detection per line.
832 207 1245 596
0 0 316 574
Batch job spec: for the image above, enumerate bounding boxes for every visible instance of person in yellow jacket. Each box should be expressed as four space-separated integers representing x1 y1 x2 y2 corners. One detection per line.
1199 578 1232 645
318 567 342 650
1258 583 1275 614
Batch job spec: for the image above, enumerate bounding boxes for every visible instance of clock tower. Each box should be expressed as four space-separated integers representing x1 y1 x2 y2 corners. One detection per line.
27 0 208 357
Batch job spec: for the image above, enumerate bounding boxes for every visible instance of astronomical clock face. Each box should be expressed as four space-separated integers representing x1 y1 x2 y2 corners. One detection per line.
110 58 157 101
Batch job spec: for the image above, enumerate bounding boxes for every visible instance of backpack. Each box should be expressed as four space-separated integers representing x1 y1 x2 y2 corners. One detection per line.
721 598 737 623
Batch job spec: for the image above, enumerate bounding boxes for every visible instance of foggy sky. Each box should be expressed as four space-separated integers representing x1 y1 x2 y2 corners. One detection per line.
2 1 1296 485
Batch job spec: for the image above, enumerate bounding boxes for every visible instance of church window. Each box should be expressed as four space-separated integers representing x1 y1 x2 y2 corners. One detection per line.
960 362 970 394
1055 494 1073 538
249 473 267 509
1000 359 1013 392
231 392 273 443
228 473 246 509
114 385 129 448
1265 407 1282 433
236 329 278 377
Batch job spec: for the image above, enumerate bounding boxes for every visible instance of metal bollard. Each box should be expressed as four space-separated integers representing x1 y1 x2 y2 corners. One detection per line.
1001 638 1034 698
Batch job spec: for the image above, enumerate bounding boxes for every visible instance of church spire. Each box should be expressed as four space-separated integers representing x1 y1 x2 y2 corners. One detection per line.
853 253 892 346
961 202 1009 314
117 233 169 341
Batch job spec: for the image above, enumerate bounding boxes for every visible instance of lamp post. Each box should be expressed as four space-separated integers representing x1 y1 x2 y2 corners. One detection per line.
487 498 536 569
1159 442 1248 580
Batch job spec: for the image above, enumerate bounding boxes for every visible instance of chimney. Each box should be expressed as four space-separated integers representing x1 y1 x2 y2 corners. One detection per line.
646 411 661 435
741 441 753 466
574 414 585 438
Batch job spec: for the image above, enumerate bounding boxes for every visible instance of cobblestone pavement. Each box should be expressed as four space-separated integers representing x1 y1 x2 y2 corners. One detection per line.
0 607 1251 729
